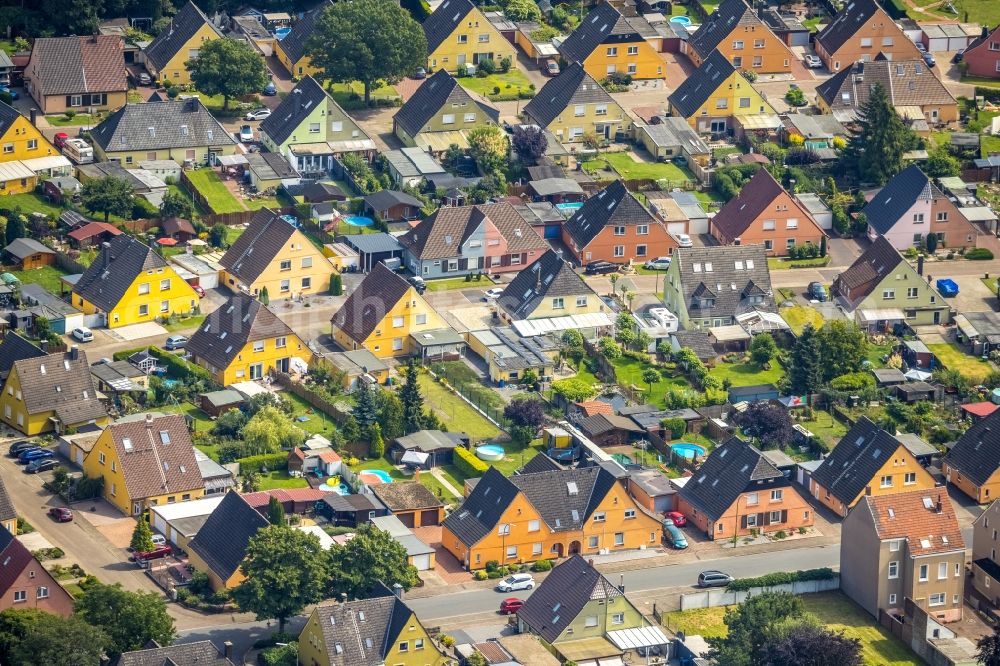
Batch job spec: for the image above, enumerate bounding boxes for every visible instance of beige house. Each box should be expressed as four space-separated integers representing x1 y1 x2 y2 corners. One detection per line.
25 35 128 115
840 489 965 624
392 69 499 152
522 62 628 144
972 499 1000 607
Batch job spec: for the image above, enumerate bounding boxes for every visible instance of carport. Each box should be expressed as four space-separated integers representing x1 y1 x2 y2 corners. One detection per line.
607 626 671 658
857 308 906 333
709 324 751 351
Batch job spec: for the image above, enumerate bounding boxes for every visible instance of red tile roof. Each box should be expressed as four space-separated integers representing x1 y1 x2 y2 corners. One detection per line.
67 221 122 242
864 489 964 556
240 488 329 508
576 400 614 417
962 402 999 418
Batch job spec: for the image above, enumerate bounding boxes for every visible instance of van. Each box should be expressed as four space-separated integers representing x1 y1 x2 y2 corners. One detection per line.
62 138 94 164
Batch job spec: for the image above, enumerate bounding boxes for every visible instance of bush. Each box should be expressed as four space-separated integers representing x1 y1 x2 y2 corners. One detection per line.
235 452 288 474
148 346 218 385
726 567 835 591
531 559 552 572
661 417 686 440
474 570 488 580
261 642 298 666
16 516 34 534
31 547 65 560
966 248 994 260
252 632 298 650
454 446 489 476
74 474 105 500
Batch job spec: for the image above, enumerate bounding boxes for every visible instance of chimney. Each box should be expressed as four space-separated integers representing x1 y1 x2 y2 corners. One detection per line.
145 412 154 428
917 254 924 276
29 108 36 126
102 241 112 269
936 494 942 513
69 345 78 361
865 485 872 496
588 558 595 568
392 582 404 599
619 574 625 593
39 339 47 353
222 641 233 660
983 26 989 38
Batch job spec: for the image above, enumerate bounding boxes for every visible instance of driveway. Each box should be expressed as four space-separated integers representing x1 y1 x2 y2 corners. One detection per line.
827 237 868 269
74 498 138 548
105 321 169 342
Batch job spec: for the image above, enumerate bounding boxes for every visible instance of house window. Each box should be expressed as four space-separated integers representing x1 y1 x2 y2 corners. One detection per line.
612 612 625 624
888 561 899 578
919 564 928 581
882 37 894 46
762 219 776 230
280 280 290 292
746 492 759 506
301 277 311 290
588 536 599 548
786 219 798 229
331 121 343 132
442 114 455 124
907 287 919 299
138 282 150 295
585 615 599 627
159 300 169 314
416 313 427 325
595 105 608 116
614 532 624 546
253 340 265 352
457 35 467 43
498 523 510 535
770 489 783 501
752 56 762 67
628 45 639 55
913 213 924 224
280 260 292 271
159 279 170 291
627 64 637 74
732 40 744 49
301 257 313 269
746 514 758 527
275 337 287 349
464 113 476 122
636 225 648 235
552 297 564 309
938 562 948 579
574 105 585 117
593 512 606 522
860 37 873 47
532 543 542 555
607 47 618 56
506 545 517 559
883 289 895 300
27 139 37 150
37 587 48 599
929 593 946 606
635 245 647 257
786 238 795 250
739 97 751 108
613 226 626 235
415 638 424 650
99 452 106 464
70 95 83 107
769 511 782 523
716 98 729 110
13 591 25 603
399 641 409 653
308 123 321 133
614 246 624 257
936 212 949 222
528 520 540 532
904 472 916 484
393 316 404 328
889 593 897 605
889 539 901 551
576 297 588 307
754 38 765 48
138 304 149 317
392 338 403 351
880 475 893 488
478 34 489 43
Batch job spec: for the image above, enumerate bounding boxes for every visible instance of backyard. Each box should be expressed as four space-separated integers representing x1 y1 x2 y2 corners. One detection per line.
612 356 692 406
185 169 245 214
3 192 65 218
927 342 994 383
780 304 824 335
709 357 785 387
663 592 919 666
257 470 309 490
458 70 534 100
794 408 848 450
583 152 695 183
10 265 69 293
418 374 502 441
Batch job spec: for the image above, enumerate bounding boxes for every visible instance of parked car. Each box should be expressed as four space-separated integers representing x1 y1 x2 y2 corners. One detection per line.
922 51 936 67
915 41 926 52
413 67 427 79
25 459 59 473
952 48 965 63
663 520 688 549
8 440 38 457
151 534 167 546
134 545 172 563
484 287 504 299
496 573 535 592
584 261 620 276
245 108 272 121
407 276 426 294
18 449 54 464
262 82 277 96
239 124 254 142
192 285 206 298
500 597 525 614
72 326 94 342
663 511 687 527
48 507 73 523
0 86 19 100
698 570 734 588
803 54 822 68
672 233 693 248
807 281 827 302
165 335 188 350
138 72 152 85
53 132 70 149
644 256 671 270
545 59 560 76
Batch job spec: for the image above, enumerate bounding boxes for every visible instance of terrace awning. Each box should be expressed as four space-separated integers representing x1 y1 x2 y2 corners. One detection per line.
216 154 248 166
709 325 751 342
607 626 670 650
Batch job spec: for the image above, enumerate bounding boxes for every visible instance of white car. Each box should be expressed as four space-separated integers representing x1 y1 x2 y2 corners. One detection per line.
71 327 93 343
245 108 271 121
239 125 254 142
673 233 693 248
496 573 535 592
803 54 822 68
484 287 505 299
150 534 167 546
644 256 671 270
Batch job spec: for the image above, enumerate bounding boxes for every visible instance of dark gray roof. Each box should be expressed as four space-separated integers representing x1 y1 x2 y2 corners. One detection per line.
943 409 1000 486
497 249 594 319
278 1 331 65
0 331 45 380
671 244 775 321
311 584 418 665
260 76 333 146
815 0 882 57
0 474 14 523
687 0 757 60
342 233 404 255
4 238 54 260
518 454 563 474
578 413 645 436
364 190 423 212
671 330 716 360
832 235 905 308
331 262 412 345
28 35 128 96
563 180 657 251
679 436 785 520
73 235 168 312
810 417 906 504
392 429 465 453
218 208 296 284
558 2 646 63
114 640 235 666
668 49 736 118
370 481 445 512
862 165 932 236
517 555 625 643
187 293 295 370
188 491 268 582
90 98 236 153
144 1 222 72
523 62 615 129
394 69 499 139
398 202 547 260
302 182 346 203
423 0 477 53
321 492 386 513
442 467 520 547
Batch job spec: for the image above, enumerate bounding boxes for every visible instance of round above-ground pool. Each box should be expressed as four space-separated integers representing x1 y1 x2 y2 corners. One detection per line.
476 444 505 461
358 469 394 484
556 201 584 212
670 15 691 24
343 215 374 227
671 443 706 459
274 27 291 40
317 481 351 495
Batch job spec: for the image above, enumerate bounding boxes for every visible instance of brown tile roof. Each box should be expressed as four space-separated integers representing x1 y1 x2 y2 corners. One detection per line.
331 262 412 345
67 221 122 242
219 209 297 285
576 400 614 417
816 57 957 112
397 202 547 260
370 481 444 512
863 489 964 555
12 350 106 426
28 35 127 96
472 641 513 664
186 293 296 371
115 641 236 666
109 413 203 501
832 235 905 308
161 217 196 236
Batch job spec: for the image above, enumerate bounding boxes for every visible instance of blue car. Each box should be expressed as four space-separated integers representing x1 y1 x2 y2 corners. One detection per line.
663 519 689 549
19 449 54 465
0 86 19 100
262 82 277 96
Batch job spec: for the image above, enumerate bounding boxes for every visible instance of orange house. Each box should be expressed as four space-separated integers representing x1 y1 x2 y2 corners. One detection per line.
943 409 1000 503
442 466 661 569
809 417 937 517
562 180 677 266
709 168 825 256
684 0 795 74
814 0 922 72
678 437 813 540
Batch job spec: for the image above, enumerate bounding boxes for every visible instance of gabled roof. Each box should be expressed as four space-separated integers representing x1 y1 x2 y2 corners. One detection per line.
187 293 295 371
563 180 657 251
965 24 1000 57
0 474 14 524
188 491 268 582
816 58 956 112
331 262 412 345
11 350 106 425
517 554 626 643
423 0 478 53
0 102 25 140
711 168 812 242
671 244 775 319
394 69 499 139
114 641 236 666
260 76 351 146
311 583 421 665
0 527 41 600
144 1 223 72
687 0 757 60
67 221 122 242
668 49 737 118
862 165 932 235
0 332 44 381
497 249 596 319
679 436 785 520
161 217 196 236
523 62 615 129
105 413 203 504
276 1 332 65
370 482 444 512
90 98 236 153
860 489 964 555
558 2 646 63
943 409 1000 486
815 0 886 56
811 417 907 504
832 235 906 307
28 35 127 96
219 208 297 284
364 190 423 211
398 202 546 260
442 467 521 546
73 235 169 312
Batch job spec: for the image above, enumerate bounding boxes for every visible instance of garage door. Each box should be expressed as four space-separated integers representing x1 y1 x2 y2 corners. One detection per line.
412 554 431 571
544 224 561 239
398 512 415 528
667 222 686 234
199 271 220 290
420 509 440 526
152 514 168 541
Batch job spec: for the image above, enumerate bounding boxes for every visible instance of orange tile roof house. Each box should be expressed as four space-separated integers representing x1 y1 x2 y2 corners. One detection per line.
683 0 796 73
708 168 825 256
25 35 128 115
813 0 922 72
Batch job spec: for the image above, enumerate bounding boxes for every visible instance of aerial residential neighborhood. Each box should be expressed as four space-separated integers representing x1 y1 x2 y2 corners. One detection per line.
6 0 1000 663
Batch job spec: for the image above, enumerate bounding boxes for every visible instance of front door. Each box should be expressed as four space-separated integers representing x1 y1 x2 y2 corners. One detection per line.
132 501 142 516
569 540 581 555
933 311 941 324
249 363 263 380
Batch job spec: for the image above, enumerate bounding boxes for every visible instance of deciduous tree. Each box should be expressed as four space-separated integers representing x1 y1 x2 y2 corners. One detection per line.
81 177 133 222
503 398 545 430
749 333 778 367
76 582 175 657
816 320 867 382
242 405 304 454
327 525 418 600
768 623 863 666
4 214 25 246
1 609 110 666
468 125 510 175
511 125 547 163
187 38 269 110
158 190 193 220
707 592 803 666
730 402 793 450
977 625 1000 666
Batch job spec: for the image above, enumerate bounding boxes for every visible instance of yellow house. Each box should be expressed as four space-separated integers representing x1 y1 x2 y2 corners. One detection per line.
557 2 665 80
809 417 937 517
187 491 269 591
496 249 603 321
331 262 447 359
465 328 557 385
522 62 628 144
274 1 330 78
143 0 224 85
71 235 199 329
187 292 312 385
423 0 517 73
392 69 500 152
83 413 205 517
0 348 109 436
0 476 17 534
667 48 774 134
0 102 59 194
219 208 335 298
298 583 452 666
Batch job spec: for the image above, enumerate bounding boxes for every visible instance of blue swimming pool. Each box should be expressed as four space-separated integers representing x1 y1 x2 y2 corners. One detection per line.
670 15 691 24
359 469 393 484
671 443 706 459
343 215 374 227
556 202 584 211
318 481 351 495
280 214 298 226
274 27 291 40
476 444 505 461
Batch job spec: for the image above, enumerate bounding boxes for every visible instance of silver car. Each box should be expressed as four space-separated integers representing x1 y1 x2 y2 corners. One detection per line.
245 108 272 121
496 573 535 592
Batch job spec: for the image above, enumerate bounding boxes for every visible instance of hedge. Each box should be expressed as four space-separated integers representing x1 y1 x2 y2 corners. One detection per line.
236 452 288 474
454 446 489 477
726 567 836 592
966 248 994 261
148 346 219 386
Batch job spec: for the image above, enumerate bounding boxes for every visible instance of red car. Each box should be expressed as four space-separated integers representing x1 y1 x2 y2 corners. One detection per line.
663 511 687 527
134 545 172 563
53 132 69 149
192 285 206 298
500 597 524 614
47 507 73 522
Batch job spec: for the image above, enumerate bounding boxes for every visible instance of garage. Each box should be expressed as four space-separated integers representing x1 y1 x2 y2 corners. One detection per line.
411 553 432 571
922 26 948 53
152 512 169 541
420 508 441 526
667 222 686 234
168 253 222 290
397 511 415 528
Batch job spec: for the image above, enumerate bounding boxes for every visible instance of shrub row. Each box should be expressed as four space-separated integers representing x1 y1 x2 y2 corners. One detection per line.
235 452 288 474
726 567 836 592
148 346 218 385
454 446 489 477
966 248 994 260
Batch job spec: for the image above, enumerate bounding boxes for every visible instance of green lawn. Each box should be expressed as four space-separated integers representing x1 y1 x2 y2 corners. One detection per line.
709 358 785 387
984 277 998 294
767 256 831 270
281 391 340 439
458 70 534 100
781 305 825 335
795 409 848 450
663 592 919 666
982 135 1000 159
257 470 309 490
612 356 692 406
163 314 206 332
47 113 102 127
328 81 400 110
949 0 1000 26
801 15 824 31
425 277 488 292
418 374 502 441
10 265 69 293
224 226 244 247
3 192 65 217
584 152 695 184
927 342 994 383
185 169 244 214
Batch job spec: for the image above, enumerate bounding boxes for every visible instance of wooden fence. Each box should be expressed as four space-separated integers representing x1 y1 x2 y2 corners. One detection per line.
53 252 87 276
273 371 351 425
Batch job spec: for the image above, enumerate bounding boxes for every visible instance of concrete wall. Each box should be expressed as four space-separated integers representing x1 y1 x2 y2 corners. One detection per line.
679 578 840 610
